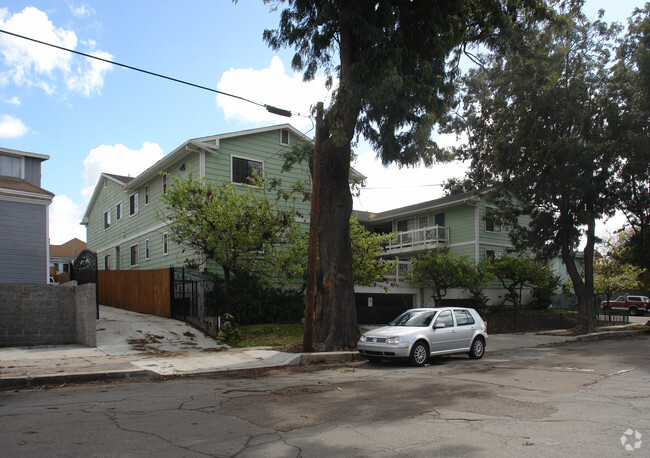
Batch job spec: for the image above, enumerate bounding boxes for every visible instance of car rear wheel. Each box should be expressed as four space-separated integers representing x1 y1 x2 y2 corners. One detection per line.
409 341 429 367
629 307 638 316
468 337 485 360
602 305 612 313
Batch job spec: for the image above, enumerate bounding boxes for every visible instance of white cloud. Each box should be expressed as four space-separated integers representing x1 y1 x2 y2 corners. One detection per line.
49 195 86 244
216 56 333 128
6 96 20 105
0 6 111 96
70 4 95 18
81 142 164 201
0 114 28 138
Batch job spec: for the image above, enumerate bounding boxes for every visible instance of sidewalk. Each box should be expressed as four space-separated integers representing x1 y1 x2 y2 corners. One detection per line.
1 306 647 390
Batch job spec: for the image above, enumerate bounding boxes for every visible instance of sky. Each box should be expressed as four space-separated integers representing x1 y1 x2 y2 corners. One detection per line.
0 0 646 245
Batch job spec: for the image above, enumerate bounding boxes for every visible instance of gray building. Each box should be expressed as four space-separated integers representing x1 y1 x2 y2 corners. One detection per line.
0 147 54 284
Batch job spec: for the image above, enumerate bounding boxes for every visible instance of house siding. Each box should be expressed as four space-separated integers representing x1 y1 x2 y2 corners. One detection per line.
0 200 47 284
86 126 311 275
24 157 42 186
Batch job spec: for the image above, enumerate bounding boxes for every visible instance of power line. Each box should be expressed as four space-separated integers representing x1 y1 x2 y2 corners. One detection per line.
0 28 307 119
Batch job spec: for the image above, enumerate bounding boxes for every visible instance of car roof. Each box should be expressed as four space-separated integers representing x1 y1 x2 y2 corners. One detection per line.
404 307 476 312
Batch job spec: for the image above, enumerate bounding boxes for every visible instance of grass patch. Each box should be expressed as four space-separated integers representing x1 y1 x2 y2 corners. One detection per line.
232 323 304 348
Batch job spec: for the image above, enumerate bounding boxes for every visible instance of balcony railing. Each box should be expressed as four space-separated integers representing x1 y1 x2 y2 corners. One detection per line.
384 225 449 254
383 260 413 284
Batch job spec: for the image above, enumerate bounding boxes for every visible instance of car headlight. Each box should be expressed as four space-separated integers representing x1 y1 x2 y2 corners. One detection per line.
359 335 367 343
386 337 400 344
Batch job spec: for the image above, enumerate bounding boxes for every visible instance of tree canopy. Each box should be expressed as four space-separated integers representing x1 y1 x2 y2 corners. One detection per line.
444 0 624 331
160 173 306 307
263 0 547 350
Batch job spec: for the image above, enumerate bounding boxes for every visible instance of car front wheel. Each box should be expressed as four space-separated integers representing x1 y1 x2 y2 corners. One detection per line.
468 337 485 360
629 307 638 316
409 341 429 367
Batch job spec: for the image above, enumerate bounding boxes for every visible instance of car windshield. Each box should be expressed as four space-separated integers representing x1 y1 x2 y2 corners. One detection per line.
388 310 437 327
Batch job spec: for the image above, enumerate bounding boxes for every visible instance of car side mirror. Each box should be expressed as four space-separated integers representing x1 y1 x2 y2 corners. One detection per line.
434 323 446 329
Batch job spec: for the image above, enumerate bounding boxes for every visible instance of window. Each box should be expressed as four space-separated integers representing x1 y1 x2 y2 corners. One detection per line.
162 174 168 195
103 210 111 229
453 310 475 326
434 310 454 328
232 156 263 184
485 207 502 233
104 254 111 270
129 192 139 216
280 128 290 146
486 249 503 262
145 184 150 206
130 244 139 267
162 232 169 255
145 239 150 260
116 202 123 221
0 154 21 178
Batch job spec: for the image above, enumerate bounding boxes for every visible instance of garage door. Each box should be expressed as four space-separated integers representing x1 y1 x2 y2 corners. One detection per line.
355 293 413 324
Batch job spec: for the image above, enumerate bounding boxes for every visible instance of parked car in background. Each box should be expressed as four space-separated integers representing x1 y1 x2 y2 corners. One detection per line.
600 295 649 316
357 307 488 366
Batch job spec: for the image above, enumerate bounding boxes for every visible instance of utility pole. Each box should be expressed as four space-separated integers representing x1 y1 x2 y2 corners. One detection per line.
303 102 323 352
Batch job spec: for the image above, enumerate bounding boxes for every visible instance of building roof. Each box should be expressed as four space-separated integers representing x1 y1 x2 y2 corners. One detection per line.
354 190 480 223
0 146 50 161
0 176 54 203
50 238 87 259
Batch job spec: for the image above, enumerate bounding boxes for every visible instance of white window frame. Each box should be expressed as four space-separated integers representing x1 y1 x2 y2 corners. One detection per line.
231 155 263 185
129 243 139 267
144 184 150 206
162 232 169 256
162 174 168 195
145 238 150 260
116 202 123 221
280 128 290 146
129 192 139 216
104 210 111 230
485 207 502 233
104 254 111 270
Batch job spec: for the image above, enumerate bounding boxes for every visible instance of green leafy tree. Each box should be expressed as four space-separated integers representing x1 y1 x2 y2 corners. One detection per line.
408 248 491 306
482 255 559 308
349 216 397 289
262 0 546 349
610 6 650 278
594 255 645 305
445 1 621 331
160 173 307 308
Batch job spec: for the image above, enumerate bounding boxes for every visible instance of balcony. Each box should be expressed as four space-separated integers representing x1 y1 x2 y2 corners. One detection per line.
384 225 449 255
383 260 413 284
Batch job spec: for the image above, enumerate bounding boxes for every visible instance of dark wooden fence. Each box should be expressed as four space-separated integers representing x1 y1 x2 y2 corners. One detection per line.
98 268 172 317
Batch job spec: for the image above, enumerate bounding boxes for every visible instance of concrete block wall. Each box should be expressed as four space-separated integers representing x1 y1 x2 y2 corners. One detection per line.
0 283 96 347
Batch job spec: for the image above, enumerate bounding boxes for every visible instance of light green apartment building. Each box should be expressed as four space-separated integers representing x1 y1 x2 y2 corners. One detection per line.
82 124 312 272
353 191 527 322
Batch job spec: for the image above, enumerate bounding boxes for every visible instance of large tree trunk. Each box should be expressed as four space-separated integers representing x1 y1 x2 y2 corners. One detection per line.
313 134 359 350
563 216 597 333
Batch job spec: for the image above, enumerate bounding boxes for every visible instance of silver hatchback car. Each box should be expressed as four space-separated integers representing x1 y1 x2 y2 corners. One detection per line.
357 307 488 366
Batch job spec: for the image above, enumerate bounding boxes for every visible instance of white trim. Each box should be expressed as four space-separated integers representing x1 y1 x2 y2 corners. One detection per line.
231 155 264 185
0 194 53 205
280 128 290 146
129 191 139 216
103 209 111 230
129 242 140 267
0 146 49 161
116 201 123 221
145 238 150 260
449 240 477 248
144 184 150 206
162 174 168 195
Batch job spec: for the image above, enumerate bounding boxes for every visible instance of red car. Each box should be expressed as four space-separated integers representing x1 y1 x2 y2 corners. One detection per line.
600 295 650 316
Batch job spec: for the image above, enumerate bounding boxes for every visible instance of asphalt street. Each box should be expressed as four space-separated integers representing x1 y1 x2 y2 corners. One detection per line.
1 334 649 457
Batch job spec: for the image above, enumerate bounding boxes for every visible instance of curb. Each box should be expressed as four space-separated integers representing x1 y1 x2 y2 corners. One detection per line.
0 369 158 391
